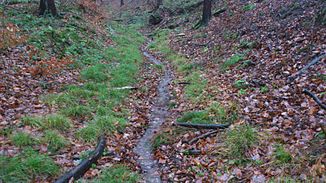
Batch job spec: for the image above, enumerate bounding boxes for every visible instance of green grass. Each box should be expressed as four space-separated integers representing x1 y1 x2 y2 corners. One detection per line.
76 124 101 143
42 130 68 152
81 64 109 82
91 165 139 183
184 72 207 101
93 115 127 134
260 86 269 93
43 114 72 131
153 132 172 150
0 148 59 182
61 105 93 117
221 54 245 70
274 144 292 164
226 125 258 159
11 132 37 148
234 79 248 89
177 102 238 124
21 116 43 128
243 4 256 11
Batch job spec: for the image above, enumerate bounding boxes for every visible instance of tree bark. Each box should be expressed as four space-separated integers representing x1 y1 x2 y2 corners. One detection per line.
202 0 212 26
39 0 57 16
155 0 163 10
120 0 124 6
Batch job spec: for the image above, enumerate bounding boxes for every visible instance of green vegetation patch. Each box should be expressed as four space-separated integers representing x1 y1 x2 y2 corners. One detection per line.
221 54 245 70
184 72 207 101
177 102 238 124
243 4 256 11
0 148 59 182
11 132 38 148
91 165 139 183
42 130 68 152
226 125 258 159
273 144 292 164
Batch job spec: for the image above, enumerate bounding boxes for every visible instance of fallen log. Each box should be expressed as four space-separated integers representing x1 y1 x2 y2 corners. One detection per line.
303 89 326 110
189 130 218 144
55 136 107 183
175 122 230 129
288 54 326 82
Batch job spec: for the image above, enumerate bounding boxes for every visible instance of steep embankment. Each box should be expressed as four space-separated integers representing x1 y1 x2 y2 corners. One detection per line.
144 0 325 182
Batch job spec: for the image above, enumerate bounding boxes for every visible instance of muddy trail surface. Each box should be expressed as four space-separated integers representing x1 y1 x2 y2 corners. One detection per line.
134 46 173 182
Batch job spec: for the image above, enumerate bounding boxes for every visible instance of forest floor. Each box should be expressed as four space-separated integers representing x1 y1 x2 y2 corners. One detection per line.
0 0 325 182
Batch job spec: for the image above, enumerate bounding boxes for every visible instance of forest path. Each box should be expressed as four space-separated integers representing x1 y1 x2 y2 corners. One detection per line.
133 42 173 182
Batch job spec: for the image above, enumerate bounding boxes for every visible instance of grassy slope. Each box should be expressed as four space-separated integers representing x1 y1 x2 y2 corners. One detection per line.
1 2 143 182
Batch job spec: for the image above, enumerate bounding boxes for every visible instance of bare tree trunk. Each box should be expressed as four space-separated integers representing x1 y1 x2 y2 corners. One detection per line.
48 0 57 16
39 0 46 15
120 0 124 6
39 0 57 16
155 0 162 10
202 0 211 26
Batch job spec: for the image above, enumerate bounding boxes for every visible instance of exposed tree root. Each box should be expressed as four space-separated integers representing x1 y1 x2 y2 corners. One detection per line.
303 89 326 110
175 122 230 129
288 54 326 82
189 130 219 144
55 136 108 183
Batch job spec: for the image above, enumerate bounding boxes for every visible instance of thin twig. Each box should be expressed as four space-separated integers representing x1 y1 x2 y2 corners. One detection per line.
288 54 326 82
189 130 219 144
303 89 326 110
175 122 230 129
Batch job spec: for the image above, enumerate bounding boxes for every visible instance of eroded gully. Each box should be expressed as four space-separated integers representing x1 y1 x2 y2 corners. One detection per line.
133 47 173 183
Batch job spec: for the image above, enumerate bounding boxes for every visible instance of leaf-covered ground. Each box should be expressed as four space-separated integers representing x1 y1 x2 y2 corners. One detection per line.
1 0 325 182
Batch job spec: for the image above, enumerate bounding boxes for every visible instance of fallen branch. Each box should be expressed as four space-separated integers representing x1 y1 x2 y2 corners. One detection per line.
189 130 219 144
303 89 326 110
175 122 230 129
213 8 226 17
112 86 138 90
55 136 107 183
177 82 191 85
288 54 326 82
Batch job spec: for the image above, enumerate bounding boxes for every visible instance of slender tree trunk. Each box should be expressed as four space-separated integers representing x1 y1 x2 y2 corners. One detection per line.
39 0 46 15
155 0 162 10
39 0 57 16
47 0 57 16
202 0 212 26
120 0 124 6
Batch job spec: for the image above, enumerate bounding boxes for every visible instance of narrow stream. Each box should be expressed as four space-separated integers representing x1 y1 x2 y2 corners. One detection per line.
134 50 172 183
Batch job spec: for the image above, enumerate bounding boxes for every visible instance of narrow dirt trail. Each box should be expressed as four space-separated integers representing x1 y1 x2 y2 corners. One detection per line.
134 46 173 182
